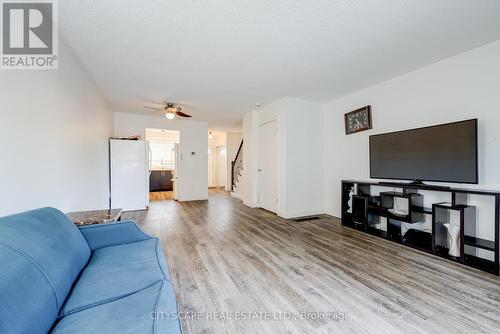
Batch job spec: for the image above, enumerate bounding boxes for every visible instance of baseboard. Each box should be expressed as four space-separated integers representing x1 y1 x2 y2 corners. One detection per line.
231 192 243 200
226 192 258 207
243 200 259 208
324 209 340 219
277 209 325 220
122 207 148 212
323 213 341 220
178 196 208 202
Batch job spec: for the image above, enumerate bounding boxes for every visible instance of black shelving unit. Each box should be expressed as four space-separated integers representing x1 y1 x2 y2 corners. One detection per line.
380 191 424 223
432 203 475 264
341 180 500 275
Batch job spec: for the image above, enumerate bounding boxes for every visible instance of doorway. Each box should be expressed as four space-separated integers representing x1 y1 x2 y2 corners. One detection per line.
208 132 227 189
258 120 277 212
146 129 180 202
215 146 227 187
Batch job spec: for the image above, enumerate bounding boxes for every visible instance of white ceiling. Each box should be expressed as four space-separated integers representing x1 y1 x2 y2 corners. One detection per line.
60 0 500 130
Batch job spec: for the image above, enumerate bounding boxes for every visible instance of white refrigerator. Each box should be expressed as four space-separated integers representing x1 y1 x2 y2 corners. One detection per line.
110 139 149 211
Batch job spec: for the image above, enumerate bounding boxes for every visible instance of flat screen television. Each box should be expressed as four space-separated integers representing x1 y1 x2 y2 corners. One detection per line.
369 119 478 184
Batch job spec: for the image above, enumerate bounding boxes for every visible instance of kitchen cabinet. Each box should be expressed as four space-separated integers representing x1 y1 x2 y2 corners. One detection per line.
150 170 173 192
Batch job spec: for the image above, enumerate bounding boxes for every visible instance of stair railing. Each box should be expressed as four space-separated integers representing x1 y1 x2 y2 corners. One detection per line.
231 140 244 191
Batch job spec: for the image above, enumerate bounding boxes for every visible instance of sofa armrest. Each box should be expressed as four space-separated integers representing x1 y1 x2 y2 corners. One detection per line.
78 221 153 251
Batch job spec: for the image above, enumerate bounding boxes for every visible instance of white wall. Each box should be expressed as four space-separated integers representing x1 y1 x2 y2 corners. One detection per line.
239 97 324 218
324 40 500 219
114 112 208 201
282 98 324 218
238 40 500 227
0 42 114 216
226 132 242 192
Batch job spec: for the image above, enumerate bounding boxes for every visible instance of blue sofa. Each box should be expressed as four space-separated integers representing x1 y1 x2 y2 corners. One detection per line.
0 207 182 334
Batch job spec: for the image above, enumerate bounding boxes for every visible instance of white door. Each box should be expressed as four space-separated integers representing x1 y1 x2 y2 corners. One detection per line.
208 146 214 187
110 140 148 211
172 143 180 200
258 121 278 213
215 146 227 188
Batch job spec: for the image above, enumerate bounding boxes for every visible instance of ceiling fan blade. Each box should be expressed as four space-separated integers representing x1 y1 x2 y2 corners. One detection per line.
176 111 192 118
144 105 164 111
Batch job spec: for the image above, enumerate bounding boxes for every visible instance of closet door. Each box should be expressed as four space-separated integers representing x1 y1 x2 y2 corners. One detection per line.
258 120 278 213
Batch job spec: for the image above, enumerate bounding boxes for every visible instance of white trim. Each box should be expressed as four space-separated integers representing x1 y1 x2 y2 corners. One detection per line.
231 192 243 200
324 209 338 218
243 200 259 208
121 207 148 212
178 196 208 202
277 209 324 220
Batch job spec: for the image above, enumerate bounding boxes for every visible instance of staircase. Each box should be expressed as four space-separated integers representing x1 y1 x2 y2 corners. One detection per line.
231 140 244 193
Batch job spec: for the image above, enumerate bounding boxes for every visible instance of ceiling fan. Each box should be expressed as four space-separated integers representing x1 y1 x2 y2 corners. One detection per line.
143 103 192 120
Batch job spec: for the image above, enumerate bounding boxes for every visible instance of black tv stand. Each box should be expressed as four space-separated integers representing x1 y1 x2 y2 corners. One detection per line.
409 180 426 186
379 181 451 191
341 179 499 275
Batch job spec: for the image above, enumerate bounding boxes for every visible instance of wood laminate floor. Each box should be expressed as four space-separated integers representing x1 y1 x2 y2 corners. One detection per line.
149 191 174 201
124 189 500 334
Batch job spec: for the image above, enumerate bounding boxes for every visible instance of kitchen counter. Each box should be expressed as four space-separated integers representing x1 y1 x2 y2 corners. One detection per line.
150 167 174 171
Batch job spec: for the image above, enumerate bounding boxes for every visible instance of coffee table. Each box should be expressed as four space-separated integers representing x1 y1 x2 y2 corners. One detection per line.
66 209 123 226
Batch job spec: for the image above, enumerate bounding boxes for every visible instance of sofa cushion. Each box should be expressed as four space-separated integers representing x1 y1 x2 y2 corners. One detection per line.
60 238 171 317
0 208 91 311
0 243 59 334
52 280 181 334
79 221 154 251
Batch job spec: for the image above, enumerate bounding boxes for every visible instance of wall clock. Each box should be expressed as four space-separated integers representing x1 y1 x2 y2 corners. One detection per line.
344 106 372 135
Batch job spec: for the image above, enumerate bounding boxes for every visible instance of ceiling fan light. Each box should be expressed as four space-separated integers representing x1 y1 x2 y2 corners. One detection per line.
166 112 175 120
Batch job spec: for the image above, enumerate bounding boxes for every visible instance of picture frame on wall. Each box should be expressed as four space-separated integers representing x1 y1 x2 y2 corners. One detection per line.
344 105 372 135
